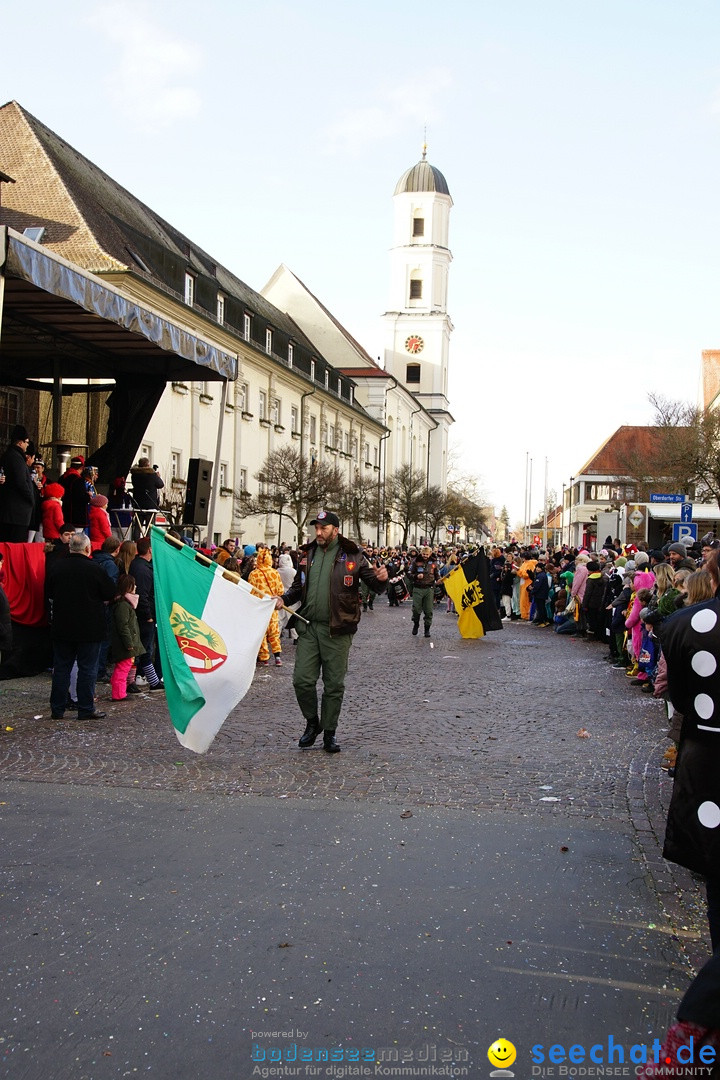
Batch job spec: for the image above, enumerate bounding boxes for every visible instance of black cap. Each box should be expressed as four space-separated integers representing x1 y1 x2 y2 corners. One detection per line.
310 510 340 527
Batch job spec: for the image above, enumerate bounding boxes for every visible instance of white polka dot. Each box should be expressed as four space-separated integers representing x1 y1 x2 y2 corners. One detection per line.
692 651 717 678
698 801 720 829
691 608 718 634
695 694 715 720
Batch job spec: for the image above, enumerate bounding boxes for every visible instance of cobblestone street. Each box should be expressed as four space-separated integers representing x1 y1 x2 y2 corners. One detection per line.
0 600 708 967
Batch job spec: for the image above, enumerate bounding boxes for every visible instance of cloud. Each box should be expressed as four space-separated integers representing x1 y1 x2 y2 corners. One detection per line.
86 2 202 129
323 68 453 156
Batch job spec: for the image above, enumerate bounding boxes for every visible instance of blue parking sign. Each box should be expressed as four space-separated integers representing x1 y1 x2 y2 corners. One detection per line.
672 523 697 543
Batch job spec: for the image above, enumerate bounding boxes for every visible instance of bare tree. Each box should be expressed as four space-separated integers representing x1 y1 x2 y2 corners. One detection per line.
385 465 426 547
337 467 382 544
242 447 344 545
648 394 720 505
424 485 447 543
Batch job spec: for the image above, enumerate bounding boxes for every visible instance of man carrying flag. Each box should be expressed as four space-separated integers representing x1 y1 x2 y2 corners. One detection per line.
150 527 276 754
276 510 388 754
444 548 504 639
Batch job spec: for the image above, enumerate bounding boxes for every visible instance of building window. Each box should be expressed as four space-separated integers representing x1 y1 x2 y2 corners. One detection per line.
239 468 247 493
409 279 422 300
352 437 358 462
373 446 379 466
258 390 267 420
171 451 181 479
413 216 424 237
328 424 335 447
265 329 273 355
219 463 227 488
324 370 329 390
141 442 152 461
406 363 421 383
309 415 317 444
364 441 370 463
0 389 21 446
243 313 251 341
237 383 247 411
184 272 195 306
291 405 299 432
271 398 281 425
349 386 354 404
288 343 294 367
343 431 349 454
216 293 225 324
310 360 316 381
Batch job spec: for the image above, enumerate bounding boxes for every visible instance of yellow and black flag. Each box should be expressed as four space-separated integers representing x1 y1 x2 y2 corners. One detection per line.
444 550 503 639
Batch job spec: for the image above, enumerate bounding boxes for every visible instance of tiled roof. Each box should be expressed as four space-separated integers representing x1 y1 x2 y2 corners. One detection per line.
576 426 666 476
0 100 318 349
338 367 392 378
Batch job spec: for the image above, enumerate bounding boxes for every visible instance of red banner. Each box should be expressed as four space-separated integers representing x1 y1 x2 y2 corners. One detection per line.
0 543 48 627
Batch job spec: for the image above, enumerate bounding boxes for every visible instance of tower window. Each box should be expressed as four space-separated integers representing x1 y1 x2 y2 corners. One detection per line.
409 279 422 300
413 217 424 237
406 363 421 384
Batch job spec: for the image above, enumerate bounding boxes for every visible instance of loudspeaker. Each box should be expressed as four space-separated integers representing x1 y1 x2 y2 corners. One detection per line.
183 458 213 526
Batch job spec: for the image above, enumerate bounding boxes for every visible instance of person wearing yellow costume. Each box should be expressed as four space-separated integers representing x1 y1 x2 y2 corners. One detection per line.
516 556 538 621
248 549 285 666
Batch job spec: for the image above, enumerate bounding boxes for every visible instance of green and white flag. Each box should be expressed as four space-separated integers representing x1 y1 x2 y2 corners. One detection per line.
151 527 276 754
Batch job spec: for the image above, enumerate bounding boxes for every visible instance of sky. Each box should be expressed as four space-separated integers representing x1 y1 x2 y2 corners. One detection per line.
3 0 719 528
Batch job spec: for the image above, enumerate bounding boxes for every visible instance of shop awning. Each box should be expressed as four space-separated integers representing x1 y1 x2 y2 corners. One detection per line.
646 504 720 521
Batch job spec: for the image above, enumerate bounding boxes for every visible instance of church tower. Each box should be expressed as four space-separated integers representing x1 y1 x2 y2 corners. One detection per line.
382 146 454 492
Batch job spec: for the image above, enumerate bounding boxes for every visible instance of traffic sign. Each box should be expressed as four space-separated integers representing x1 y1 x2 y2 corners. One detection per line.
673 523 697 543
650 494 687 503
681 503 693 523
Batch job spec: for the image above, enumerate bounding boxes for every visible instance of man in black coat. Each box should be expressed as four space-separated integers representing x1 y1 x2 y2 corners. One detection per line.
46 532 116 720
0 424 36 542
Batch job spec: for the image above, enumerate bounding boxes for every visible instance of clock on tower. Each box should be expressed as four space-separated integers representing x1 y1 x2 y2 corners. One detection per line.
404 335 424 355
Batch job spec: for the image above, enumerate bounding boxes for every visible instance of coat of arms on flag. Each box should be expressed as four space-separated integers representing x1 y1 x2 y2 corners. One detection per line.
444 549 503 640
151 528 276 753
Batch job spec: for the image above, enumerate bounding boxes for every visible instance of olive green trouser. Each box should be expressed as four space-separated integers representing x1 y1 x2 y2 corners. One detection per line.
292 620 353 732
412 586 434 627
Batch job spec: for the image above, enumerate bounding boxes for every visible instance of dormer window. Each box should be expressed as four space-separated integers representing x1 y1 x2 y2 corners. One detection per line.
216 293 225 324
265 329 273 354
243 313 251 341
184 272 196 306
288 343 294 367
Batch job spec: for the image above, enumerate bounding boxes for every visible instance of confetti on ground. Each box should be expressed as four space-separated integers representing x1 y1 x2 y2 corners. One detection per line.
577 728 591 738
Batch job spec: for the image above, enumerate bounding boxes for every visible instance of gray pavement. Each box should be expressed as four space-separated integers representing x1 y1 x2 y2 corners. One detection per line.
0 604 712 1080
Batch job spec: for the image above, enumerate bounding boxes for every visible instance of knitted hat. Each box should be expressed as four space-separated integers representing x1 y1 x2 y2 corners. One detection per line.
45 483 64 499
634 551 650 567
668 543 687 556
243 544 257 557
91 494 108 508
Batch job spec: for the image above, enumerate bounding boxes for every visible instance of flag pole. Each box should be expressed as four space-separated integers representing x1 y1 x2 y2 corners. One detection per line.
155 529 309 622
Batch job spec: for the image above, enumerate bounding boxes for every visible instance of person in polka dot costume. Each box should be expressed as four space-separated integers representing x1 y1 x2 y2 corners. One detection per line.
661 550 720 952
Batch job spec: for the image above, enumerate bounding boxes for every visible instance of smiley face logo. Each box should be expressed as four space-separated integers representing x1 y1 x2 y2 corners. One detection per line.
488 1039 516 1070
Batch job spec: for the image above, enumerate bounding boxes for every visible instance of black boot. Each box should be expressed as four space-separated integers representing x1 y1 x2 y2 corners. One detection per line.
412 617 419 636
424 624 431 638
323 730 341 753
298 718 321 748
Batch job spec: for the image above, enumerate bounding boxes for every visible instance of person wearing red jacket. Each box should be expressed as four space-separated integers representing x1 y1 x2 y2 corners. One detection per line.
42 483 65 541
88 494 112 551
